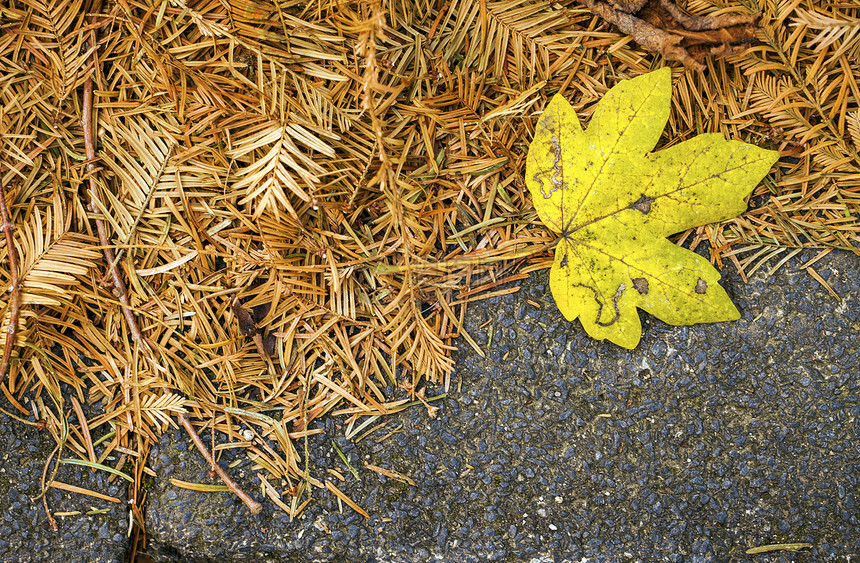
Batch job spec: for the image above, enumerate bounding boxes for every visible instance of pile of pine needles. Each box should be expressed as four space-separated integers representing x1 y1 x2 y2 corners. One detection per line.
0 0 857 540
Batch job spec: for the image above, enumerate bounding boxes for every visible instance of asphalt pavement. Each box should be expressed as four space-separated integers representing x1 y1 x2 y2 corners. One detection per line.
0 406 129 562
141 249 859 562
0 249 857 562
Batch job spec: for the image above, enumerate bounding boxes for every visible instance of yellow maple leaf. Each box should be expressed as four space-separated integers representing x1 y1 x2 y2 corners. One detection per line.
526 68 779 349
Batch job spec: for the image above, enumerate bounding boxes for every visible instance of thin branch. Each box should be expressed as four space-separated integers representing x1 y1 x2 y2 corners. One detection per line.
177 412 263 514
83 78 147 348
0 178 21 385
100 143 174 286
83 64 261 517
80 8 258 511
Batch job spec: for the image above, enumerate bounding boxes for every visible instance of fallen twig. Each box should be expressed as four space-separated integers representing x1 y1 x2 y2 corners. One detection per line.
177 412 263 514
82 39 260 516
82 78 147 348
0 177 20 385
746 542 813 554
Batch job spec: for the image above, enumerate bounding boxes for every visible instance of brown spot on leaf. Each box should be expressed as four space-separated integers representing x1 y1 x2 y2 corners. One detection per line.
633 195 653 214
632 277 649 294
695 278 707 294
560 253 568 268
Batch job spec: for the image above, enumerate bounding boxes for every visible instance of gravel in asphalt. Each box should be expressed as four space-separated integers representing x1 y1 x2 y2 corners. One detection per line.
139 249 859 562
1 250 856 562
0 407 129 562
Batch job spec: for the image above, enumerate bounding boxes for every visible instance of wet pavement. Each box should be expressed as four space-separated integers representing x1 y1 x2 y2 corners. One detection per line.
0 411 128 562
1 249 858 562
141 249 859 562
